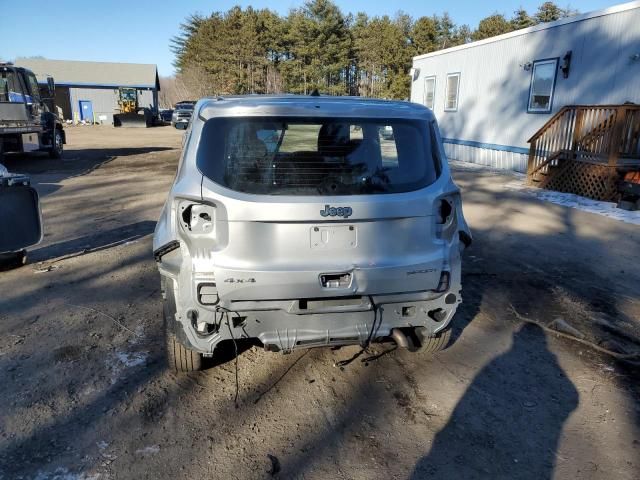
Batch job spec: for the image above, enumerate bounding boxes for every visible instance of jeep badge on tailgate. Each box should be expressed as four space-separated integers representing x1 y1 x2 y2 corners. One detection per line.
320 205 353 218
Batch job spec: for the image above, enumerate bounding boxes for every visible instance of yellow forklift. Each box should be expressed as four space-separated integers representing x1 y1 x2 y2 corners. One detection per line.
113 87 153 128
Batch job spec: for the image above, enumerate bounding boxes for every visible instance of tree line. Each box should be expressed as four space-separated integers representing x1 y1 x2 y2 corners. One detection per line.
164 0 577 105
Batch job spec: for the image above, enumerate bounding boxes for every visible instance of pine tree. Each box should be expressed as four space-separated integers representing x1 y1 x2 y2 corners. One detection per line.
171 0 567 100
472 14 513 41
511 8 537 30
437 13 456 49
170 14 205 70
535 2 564 23
281 0 352 95
411 16 440 55
454 25 472 45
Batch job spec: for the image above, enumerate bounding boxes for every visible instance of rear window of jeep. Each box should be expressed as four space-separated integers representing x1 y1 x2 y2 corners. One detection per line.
196 117 441 195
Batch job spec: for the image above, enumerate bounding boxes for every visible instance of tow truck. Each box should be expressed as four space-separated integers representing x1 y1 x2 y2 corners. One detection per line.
0 62 65 161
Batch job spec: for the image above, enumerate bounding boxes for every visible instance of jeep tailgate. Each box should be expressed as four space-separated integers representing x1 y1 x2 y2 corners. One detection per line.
180 182 462 302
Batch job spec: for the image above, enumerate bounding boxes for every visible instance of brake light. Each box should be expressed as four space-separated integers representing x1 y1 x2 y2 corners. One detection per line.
437 199 453 224
178 201 215 235
433 271 450 293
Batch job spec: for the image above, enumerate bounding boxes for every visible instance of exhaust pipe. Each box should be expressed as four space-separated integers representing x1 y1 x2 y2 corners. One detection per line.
391 328 410 349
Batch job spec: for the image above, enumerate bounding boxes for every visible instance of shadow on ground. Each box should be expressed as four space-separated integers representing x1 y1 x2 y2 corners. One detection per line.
452 166 640 352
1 146 175 200
411 323 578 478
29 220 156 262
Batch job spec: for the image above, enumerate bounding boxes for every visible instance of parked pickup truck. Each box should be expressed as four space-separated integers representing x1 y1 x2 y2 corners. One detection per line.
0 62 65 161
171 101 196 130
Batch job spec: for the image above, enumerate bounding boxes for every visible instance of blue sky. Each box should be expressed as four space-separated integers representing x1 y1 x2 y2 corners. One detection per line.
0 0 622 76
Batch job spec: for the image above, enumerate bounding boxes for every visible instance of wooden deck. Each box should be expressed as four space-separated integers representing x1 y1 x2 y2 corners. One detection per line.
527 105 640 201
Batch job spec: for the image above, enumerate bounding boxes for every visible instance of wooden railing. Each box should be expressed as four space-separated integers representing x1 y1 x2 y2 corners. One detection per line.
527 105 640 181
619 108 640 164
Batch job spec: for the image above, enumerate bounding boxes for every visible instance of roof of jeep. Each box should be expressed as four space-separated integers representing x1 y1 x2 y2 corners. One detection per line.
196 95 433 121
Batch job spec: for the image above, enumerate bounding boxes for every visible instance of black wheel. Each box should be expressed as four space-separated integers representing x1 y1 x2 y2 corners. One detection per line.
49 128 63 159
415 327 451 354
163 292 203 372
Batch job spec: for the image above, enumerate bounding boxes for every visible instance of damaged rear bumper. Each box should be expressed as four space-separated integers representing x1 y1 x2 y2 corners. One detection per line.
162 270 462 355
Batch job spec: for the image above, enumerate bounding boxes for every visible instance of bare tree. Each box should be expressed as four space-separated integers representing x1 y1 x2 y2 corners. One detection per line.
158 65 217 108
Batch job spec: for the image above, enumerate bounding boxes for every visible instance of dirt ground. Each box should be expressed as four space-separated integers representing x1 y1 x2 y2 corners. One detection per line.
1 126 639 480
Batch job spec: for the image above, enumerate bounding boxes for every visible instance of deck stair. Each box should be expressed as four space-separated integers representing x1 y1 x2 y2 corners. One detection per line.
527 105 640 201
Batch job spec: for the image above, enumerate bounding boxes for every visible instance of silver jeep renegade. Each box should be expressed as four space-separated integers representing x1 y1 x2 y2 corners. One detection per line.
153 95 471 371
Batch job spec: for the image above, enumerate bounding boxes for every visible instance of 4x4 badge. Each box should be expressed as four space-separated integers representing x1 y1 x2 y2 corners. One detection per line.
320 205 352 218
224 277 256 283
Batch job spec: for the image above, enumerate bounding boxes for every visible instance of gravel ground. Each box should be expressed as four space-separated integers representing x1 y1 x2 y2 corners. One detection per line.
0 126 638 480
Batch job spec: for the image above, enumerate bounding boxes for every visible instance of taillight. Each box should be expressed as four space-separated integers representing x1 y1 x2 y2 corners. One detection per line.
437 199 453 224
432 271 450 293
178 201 215 235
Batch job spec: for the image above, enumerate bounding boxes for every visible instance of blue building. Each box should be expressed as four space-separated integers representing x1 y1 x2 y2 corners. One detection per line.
15 58 159 125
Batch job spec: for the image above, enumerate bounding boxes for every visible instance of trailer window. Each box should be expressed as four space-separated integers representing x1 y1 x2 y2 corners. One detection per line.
444 73 460 111
197 117 441 196
424 76 436 110
528 59 558 113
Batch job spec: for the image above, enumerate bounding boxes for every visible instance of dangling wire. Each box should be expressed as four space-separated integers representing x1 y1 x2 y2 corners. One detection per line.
225 314 240 408
217 306 241 409
335 296 380 367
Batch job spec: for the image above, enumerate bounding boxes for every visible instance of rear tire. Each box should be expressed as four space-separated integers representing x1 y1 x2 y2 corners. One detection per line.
163 294 203 373
165 329 204 372
49 129 63 159
416 327 451 354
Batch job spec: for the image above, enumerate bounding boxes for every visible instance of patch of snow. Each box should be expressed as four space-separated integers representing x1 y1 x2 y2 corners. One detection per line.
450 159 639 224
96 441 109 450
114 351 147 368
135 445 160 455
105 350 148 384
503 180 640 226
79 384 98 398
128 325 145 346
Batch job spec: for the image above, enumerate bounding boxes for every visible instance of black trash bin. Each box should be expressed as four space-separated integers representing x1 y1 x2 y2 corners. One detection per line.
0 168 42 267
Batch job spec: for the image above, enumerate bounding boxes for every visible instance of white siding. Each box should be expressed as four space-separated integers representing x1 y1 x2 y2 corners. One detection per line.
411 3 640 171
444 143 529 172
69 87 118 123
